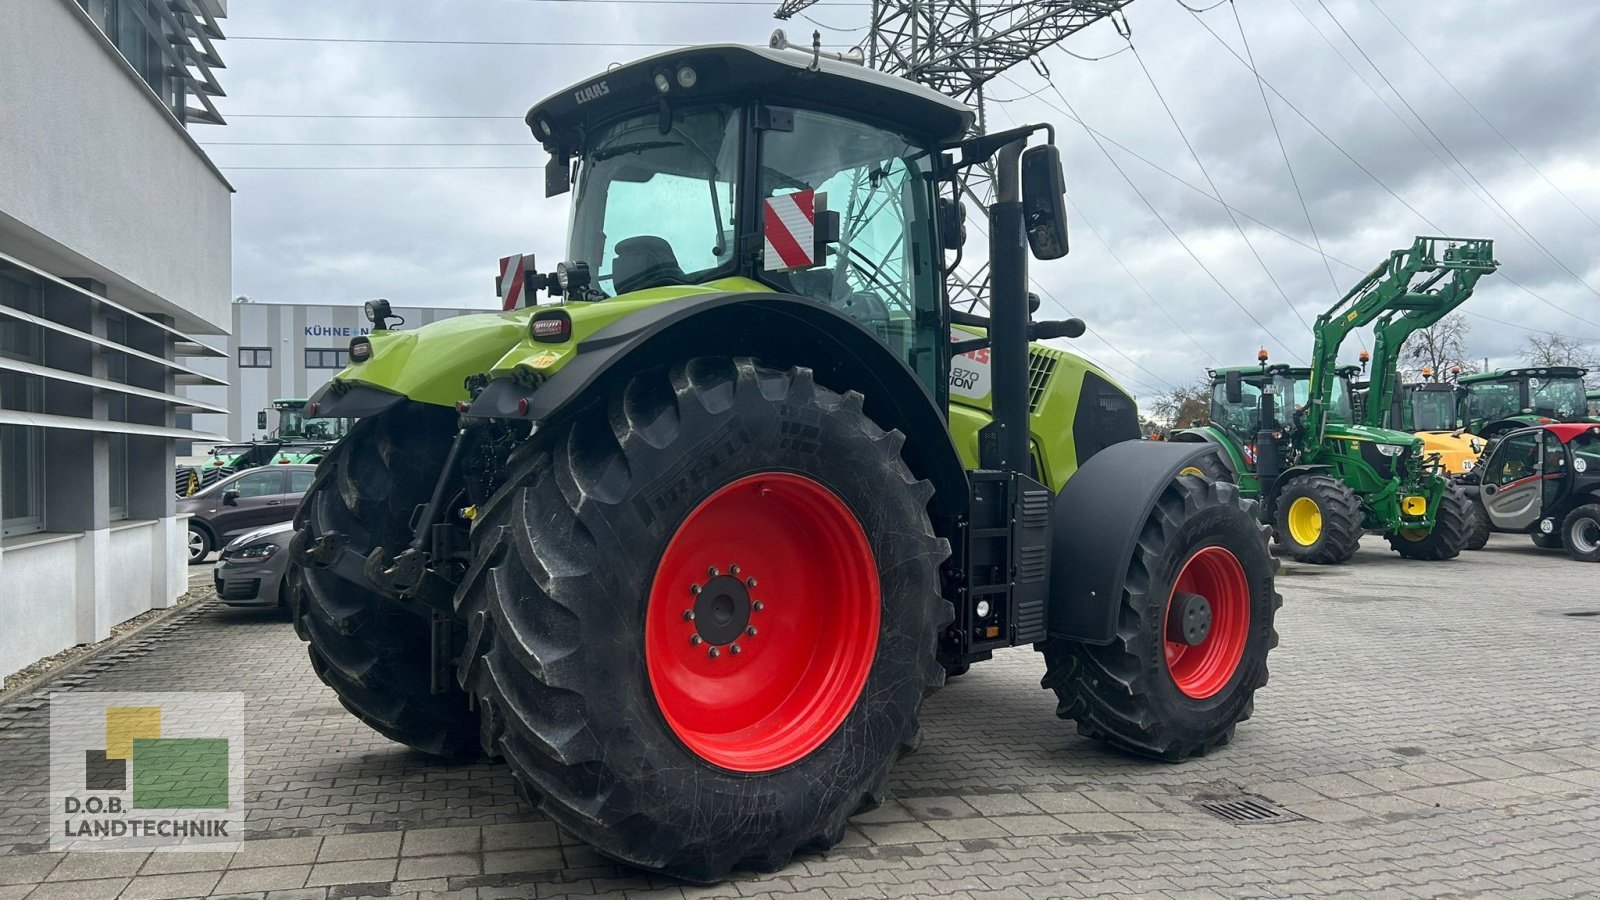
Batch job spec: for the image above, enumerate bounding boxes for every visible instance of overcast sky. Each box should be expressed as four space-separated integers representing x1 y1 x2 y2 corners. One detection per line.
209 0 1600 405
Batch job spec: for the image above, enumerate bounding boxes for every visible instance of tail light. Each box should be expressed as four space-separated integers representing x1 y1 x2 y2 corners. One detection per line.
349 337 373 362
530 311 572 343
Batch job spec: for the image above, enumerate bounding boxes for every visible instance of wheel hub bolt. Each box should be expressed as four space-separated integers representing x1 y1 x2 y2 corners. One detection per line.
746 577 758 588
690 584 702 596
690 635 703 646
707 647 720 659
683 610 695 621
730 565 741 575
730 644 742 655
708 566 719 577
746 626 758 637
753 601 764 612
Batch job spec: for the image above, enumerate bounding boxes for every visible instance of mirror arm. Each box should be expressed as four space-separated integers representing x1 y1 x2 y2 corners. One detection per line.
950 337 990 356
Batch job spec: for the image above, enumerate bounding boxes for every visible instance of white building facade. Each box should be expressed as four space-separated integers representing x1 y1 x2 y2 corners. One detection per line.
0 0 232 676
186 302 485 442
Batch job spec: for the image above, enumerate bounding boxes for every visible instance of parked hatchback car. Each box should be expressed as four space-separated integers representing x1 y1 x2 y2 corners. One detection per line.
179 465 316 564
214 521 295 607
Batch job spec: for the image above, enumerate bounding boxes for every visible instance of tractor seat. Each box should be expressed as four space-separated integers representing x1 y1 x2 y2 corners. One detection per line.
612 236 687 295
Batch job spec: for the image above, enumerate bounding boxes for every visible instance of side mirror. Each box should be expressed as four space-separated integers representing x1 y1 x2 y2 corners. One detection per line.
222 489 240 507
1020 144 1068 260
256 411 268 431
545 151 572 198
937 197 966 251
1225 371 1244 405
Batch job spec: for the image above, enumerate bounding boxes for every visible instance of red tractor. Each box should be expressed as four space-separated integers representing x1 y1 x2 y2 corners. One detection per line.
1465 423 1600 561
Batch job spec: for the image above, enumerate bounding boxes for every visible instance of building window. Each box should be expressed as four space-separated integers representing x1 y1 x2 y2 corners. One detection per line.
106 315 130 521
305 348 349 369
78 0 193 124
238 347 272 368
1 273 46 536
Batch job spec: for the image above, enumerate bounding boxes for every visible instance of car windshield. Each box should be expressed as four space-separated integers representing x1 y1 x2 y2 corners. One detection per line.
1410 389 1459 431
567 105 741 297
1572 430 1600 471
1467 380 1519 423
1529 376 1587 418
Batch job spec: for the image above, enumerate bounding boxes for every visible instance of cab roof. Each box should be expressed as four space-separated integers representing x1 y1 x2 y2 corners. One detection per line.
526 44 976 150
1504 423 1600 444
1459 366 1589 384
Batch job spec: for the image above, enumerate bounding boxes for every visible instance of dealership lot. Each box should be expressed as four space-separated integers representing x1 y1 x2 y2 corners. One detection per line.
1 536 1598 899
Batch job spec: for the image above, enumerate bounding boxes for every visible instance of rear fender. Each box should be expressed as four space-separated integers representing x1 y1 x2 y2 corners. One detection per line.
470 292 970 518
1171 425 1244 477
1048 440 1219 644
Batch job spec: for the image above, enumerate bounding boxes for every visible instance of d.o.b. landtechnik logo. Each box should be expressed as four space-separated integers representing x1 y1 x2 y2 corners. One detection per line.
50 692 244 851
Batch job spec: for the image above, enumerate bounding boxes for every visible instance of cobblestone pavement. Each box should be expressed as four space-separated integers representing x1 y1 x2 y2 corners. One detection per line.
2 535 1599 898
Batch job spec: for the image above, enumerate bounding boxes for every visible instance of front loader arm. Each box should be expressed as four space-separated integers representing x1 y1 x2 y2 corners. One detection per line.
1309 236 1497 448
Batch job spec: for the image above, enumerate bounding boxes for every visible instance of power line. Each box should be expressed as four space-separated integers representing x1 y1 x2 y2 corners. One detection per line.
230 35 684 46
1126 39 1313 336
1223 0 1344 309
1365 0 1600 235
1043 78 1304 362
202 141 529 146
220 165 538 170
227 113 523 119
1313 0 1600 325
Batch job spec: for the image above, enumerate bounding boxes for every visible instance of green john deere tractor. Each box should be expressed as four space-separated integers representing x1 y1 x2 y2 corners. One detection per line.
1176 237 1494 564
1460 367 1599 440
287 44 1279 881
176 399 353 496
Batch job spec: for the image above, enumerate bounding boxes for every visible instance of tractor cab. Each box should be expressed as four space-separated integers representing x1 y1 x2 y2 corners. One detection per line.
523 43 975 397
1472 423 1600 560
1403 381 1468 432
1206 364 1357 447
1460 367 1596 438
1587 390 1600 419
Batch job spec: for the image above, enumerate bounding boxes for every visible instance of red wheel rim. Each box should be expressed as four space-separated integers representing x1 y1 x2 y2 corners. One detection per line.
1163 546 1250 700
644 472 879 772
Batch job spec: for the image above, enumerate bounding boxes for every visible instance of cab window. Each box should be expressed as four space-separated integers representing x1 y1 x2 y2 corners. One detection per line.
1484 432 1540 486
760 109 941 392
1468 382 1518 423
1211 378 1262 438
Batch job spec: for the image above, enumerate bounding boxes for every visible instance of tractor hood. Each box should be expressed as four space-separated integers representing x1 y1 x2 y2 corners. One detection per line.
1323 422 1420 449
309 277 770 413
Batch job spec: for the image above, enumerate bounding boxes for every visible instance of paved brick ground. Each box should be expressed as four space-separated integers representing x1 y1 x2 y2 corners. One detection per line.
2 534 1599 898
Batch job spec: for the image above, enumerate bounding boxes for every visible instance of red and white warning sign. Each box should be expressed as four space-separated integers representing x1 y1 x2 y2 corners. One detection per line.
497 254 528 310
763 190 816 271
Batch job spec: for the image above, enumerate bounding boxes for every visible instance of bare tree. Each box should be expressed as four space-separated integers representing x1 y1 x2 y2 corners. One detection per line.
1521 333 1600 387
1151 377 1213 429
1398 314 1476 380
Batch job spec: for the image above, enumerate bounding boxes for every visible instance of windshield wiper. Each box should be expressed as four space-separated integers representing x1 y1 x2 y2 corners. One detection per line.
590 140 683 163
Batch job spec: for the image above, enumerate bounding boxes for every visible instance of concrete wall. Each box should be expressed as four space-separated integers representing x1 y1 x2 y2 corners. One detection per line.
0 0 233 334
0 535 81 676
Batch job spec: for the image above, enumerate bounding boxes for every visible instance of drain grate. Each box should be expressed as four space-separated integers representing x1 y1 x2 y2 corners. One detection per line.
1191 794 1300 824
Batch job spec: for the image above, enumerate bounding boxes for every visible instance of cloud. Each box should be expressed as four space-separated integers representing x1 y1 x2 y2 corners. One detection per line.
212 0 1600 406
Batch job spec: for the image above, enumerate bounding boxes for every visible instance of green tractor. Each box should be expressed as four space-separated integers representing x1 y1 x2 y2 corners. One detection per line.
287 44 1279 881
177 400 353 496
1460 366 1599 440
1589 389 1600 419
1176 237 1494 564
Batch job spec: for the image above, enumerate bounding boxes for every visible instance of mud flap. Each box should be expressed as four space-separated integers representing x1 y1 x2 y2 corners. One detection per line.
1047 440 1220 644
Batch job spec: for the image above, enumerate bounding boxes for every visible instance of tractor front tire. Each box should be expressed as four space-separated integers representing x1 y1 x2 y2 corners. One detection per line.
456 357 948 883
1531 531 1564 550
1274 475 1362 564
292 404 483 758
1039 476 1279 761
1560 504 1600 562
1387 484 1471 561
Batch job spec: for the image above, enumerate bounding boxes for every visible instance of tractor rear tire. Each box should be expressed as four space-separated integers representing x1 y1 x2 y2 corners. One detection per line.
1531 531 1564 550
291 404 483 759
1274 475 1362 564
1387 484 1471 560
1039 476 1278 761
1462 495 1491 551
456 357 948 883
1560 504 1600 562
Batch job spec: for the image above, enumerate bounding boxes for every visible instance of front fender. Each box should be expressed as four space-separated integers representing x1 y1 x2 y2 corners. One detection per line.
1172 425 1245 476
1047 440 1219 644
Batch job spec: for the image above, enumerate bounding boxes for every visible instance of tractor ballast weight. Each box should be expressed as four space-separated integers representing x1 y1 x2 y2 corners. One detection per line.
291 43 1278 881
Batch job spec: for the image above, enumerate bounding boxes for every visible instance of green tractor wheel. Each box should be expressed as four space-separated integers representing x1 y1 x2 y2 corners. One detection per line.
1386 484 1471 561
290 405 484 759
455 357 948 883
1273 475 1363 564
1039 476 1278 761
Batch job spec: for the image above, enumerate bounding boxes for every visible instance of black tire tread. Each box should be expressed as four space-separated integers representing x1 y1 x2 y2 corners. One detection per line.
292 406 483 759
1560 503 1600 562
1387 483 1471 560
456 357 948 882
1039 477 1280 761
1275 474 1363 565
